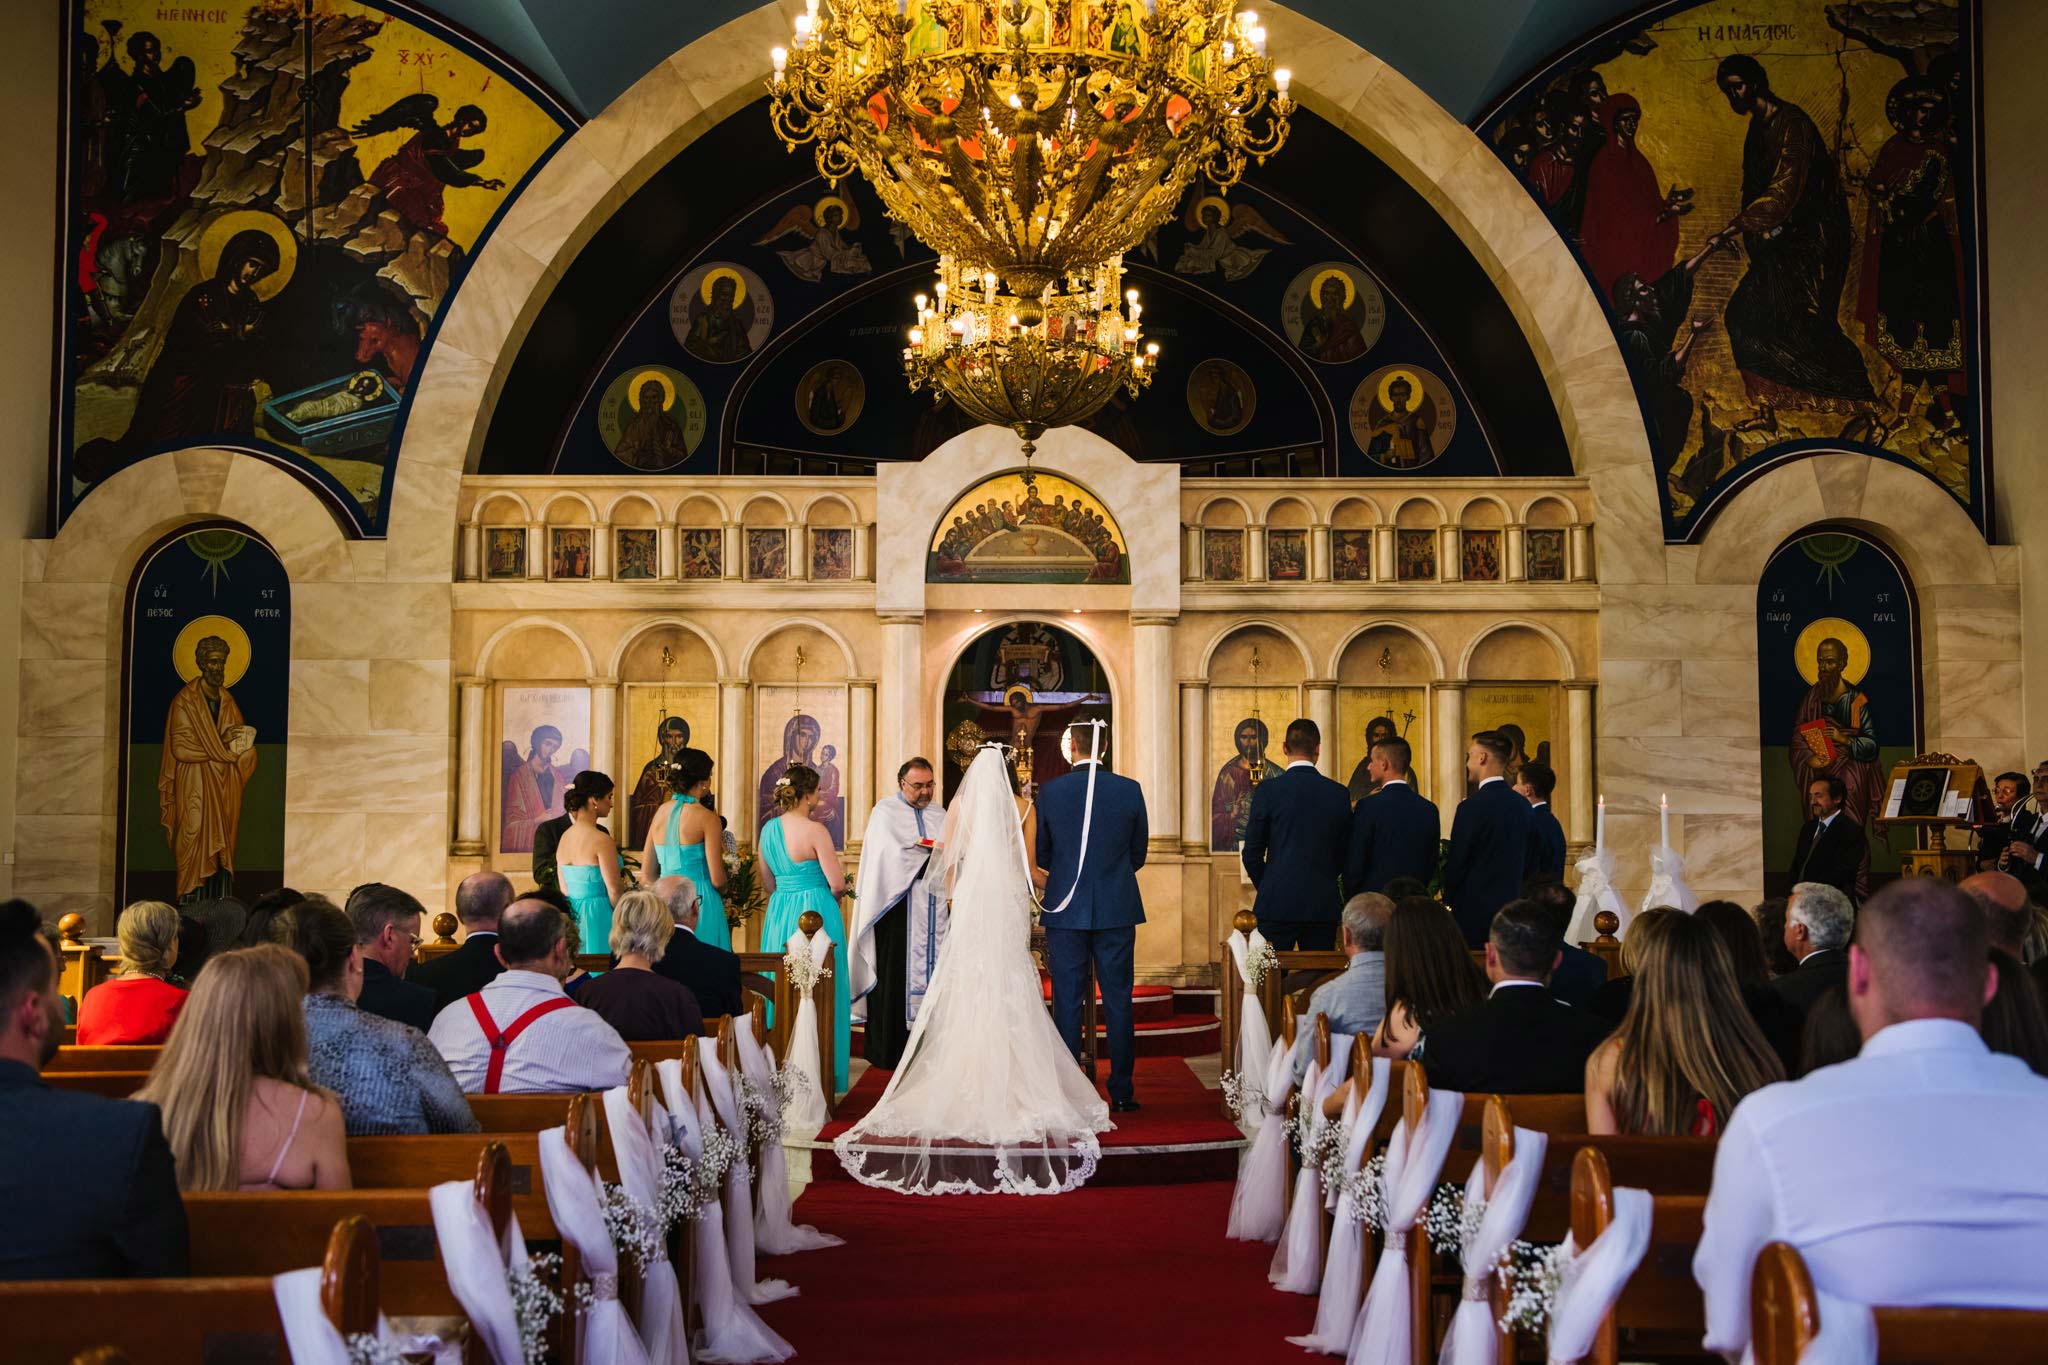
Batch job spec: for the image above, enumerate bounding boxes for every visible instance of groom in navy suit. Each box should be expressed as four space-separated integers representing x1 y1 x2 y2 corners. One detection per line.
1037 721 1148 1111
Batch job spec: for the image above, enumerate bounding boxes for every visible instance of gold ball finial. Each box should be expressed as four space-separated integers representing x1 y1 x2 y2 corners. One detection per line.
1593 910 1620 942
1232 908 1258 934
432 912 458 944
57 913 85 945
798 910 824 936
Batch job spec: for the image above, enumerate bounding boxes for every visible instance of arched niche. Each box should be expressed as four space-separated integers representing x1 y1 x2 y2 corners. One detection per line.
1202 623 1310 852
745 622 855 848
1464 623 1569 817
936 619 1112 806
612 622 724 851
1458 494 1507 583
1333 624 1439 802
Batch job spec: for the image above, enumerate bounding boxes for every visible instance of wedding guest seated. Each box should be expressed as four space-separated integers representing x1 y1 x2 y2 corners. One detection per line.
652 874 743 1018
343 882 437 1032
0 900 188 1280
1380 875 1430 903
1585 911 1783 1136
1694 878 2048 1359
1754 896 1799 977
1963 871 2032 959
1588 905 1679 1026
427 899 630 1094
75 899 188 1045
138 945 350 1191
1798 983 1860 1072
1286 892 1391 1083
1524 880 1606 1008
1770 882 1854 1024
579 889 705 1042
1371 894 1486 1059
557 907 597 1000
409 871 513 1011
1982 951 2048 1076
241 886 305 952
1418 898 1610 1094
274 898 477 1137
1696 899 1804 1075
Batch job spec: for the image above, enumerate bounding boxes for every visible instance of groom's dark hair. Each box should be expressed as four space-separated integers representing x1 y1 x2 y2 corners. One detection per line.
1284 718 1320 755
1068 720 1104 758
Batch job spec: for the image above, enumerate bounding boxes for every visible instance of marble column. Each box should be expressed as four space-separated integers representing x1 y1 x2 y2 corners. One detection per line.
1248 526 1268 582
1568 523 1592 582
526 523 544 580
854 524 874 581
1306 680 1337 778
1179 681 1209 855
460 523 481 581
1434 683 1466 831
1310 523 1332 582
453 678 487 855
1374 525 1395 583
658 522 677 580
721 523 742 580
1565 681 1596 845
878 616 925 779
590 680 619 778
1506 523 1527 582
1183 524 1203 580
1439 525 1461 582
1132 617 1180 848
718 678 750 830
849 678 877 853
591 529 611 582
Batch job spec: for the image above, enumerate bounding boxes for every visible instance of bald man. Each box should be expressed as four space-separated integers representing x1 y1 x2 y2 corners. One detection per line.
1694 879 2048 1360
410 871 515 1011
1960 871 2031 959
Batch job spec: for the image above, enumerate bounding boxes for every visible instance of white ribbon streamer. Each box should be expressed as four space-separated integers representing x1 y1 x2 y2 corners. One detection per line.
1270 1038 1354 1294
1345 1086 1465 1365
1544 1187 1653 1365
1289 1056 1392 1354
1226 1026 1298 1242
1439 1128 1549 1365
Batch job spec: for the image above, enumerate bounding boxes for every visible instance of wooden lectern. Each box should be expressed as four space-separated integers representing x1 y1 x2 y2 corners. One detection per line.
1872 753 1988 885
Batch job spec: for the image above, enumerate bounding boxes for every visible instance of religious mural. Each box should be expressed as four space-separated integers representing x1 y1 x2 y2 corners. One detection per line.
623 684 718 851
746 529 788 580
1333 530 1374 581
1267 529 1308 581
1350 365 1457 471
939 621 1111 806
498 687 590 855
1527 528 1568 581
1465 686 1558 797
548 528 591 580
1756 530 1918 889
927 472 1128 584
1281 262 1386 365
614 529 658 581
1338 690 1431 804
597 366 707 472
1203 529 1245 582
671 263 774 365
1462 529 1503 582
483 527 525 579
811 528 854 580
1396 529 1437 581
1186 358 1256 436
754 691 847 848
62 1 572 534
1476 0 1983 540
796 359 865 437
679 529 722 579
1208 695 1295 851
121 525 288 906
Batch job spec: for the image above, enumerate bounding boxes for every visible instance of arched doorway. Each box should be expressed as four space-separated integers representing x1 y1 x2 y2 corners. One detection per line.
938 622 1112 806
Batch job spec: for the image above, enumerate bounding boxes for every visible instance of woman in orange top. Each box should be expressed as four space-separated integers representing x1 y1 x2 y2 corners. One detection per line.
76 900 188 1045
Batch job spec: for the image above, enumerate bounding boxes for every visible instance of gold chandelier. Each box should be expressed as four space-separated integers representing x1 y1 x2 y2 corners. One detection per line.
767 0 1293 463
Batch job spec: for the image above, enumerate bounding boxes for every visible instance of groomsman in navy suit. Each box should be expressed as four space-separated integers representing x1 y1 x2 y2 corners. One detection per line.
1037 722 1148 1111
1241 719 1353 950
1344 736 1442 895
1442 731 1535 946
1516 760 1568 884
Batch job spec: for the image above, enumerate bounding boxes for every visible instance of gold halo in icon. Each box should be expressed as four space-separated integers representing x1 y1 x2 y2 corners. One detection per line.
173 615 252 687
1308 266 1355 309
1793 617 1871 686
700 266 747 306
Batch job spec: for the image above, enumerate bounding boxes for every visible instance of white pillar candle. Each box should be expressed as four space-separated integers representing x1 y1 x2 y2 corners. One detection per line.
1659 792 1669 848
1596 795 1605 852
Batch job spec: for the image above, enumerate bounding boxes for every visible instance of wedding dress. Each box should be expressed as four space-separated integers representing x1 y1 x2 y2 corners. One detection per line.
832 746 1111 1195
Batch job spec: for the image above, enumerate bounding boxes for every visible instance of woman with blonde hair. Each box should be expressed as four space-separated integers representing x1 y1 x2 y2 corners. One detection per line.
76 900 188 1044
137 944 350 1191
1588 904 1680 1025
579 888 705 1040
760 764 851 1094
1585 911 1785 1136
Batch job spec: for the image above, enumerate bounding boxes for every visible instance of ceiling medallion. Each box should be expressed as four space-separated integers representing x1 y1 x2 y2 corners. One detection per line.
768 0 1293 475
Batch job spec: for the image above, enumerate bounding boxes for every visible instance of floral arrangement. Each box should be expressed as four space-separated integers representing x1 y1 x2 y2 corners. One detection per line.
1495 1240 1570 1336
737 1073 785 1148
1218 1068 1266 1122
343 1335 406 1365
781 940 831 996
507 1252 567 1365
1281 1097 1347 1185
1342 1151 1388 1229
696 1124 746 1192
721 842 765 932
1242 940 1280 994
597 1181 667 1273
1423 1181 1477 1260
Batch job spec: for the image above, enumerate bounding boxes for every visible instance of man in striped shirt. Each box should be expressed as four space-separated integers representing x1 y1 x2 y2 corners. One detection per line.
427 898 630 1094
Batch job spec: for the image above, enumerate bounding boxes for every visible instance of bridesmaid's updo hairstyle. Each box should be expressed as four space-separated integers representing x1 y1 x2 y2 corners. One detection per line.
563 770 614 813
670 750 714 795
774 764 820 811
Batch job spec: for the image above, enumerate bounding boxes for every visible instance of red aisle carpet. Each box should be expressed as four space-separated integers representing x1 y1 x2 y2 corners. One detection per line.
759 1178 1320 1364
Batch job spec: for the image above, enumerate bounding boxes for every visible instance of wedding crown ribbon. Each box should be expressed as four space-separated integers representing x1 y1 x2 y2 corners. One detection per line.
1042 718 1106 916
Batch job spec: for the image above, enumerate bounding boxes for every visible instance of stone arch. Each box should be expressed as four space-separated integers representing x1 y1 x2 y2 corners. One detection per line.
1458 619 1577 681
674 494 725 525
604 491 664 525
802 491 859 525
1521 493 1577 526
739 492 796 525
475 616 598 677
539 491 599 524
737 615 859 679
1328 618 1448 680
1195 493 1254 526
606 616 729 679
1198 617 1316 679
470 491 533 526
1262 494 1315 527
1394 495 1445 527
1457 493 1511 526
1330 495 1381 527
927 611 1125 762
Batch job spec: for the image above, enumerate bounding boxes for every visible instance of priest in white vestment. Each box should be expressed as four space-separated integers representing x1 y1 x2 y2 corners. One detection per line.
850 759 946 1068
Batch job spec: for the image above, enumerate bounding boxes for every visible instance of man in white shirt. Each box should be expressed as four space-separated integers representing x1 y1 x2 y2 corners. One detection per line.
1693 877 2048 1360
427 898 631 1094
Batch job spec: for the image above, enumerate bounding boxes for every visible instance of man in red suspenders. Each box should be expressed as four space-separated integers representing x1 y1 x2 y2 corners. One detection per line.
426 899 631 1094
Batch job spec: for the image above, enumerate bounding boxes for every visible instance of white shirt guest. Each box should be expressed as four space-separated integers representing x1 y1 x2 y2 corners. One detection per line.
1693 878 2048 1360
428 898 631 1094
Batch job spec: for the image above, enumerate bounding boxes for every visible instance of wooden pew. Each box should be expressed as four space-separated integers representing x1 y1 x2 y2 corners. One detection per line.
1751 1240 2048 1365
42 1070 149 1098
1566 1145 1709 1365
46 1045 161 1072
4 1212 376 1365
55 914 116 1009
1581 910 1624 980
737 909 835 1102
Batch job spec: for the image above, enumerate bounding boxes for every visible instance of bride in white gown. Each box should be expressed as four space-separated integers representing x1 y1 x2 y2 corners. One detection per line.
832 745 1112 1195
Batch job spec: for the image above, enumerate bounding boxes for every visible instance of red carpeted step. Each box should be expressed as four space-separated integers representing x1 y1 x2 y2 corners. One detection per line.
854 995 1208 1056
1035 977 1175 1022
1172 985 1221 1016
808 1056 1243 1188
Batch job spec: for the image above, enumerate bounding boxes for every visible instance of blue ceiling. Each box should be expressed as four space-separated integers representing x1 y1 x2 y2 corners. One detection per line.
421 0 1645 126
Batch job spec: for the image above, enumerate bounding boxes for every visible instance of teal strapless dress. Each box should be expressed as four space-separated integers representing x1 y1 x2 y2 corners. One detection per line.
559 862 614 955
759 815 849 1096
658 796 730 952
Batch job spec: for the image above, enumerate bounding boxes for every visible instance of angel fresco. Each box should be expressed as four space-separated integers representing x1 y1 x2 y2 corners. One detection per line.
348 95 505 239
755 195 872 283
500 726 590 853
1174 194 1288 282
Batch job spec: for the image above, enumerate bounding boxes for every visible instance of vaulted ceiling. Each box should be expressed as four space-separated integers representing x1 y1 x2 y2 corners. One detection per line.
424 0 1646 125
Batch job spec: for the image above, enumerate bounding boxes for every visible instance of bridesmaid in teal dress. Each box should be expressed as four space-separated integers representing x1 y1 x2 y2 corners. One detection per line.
759 764 852 1095
639 750 731 951
555 772 627 954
